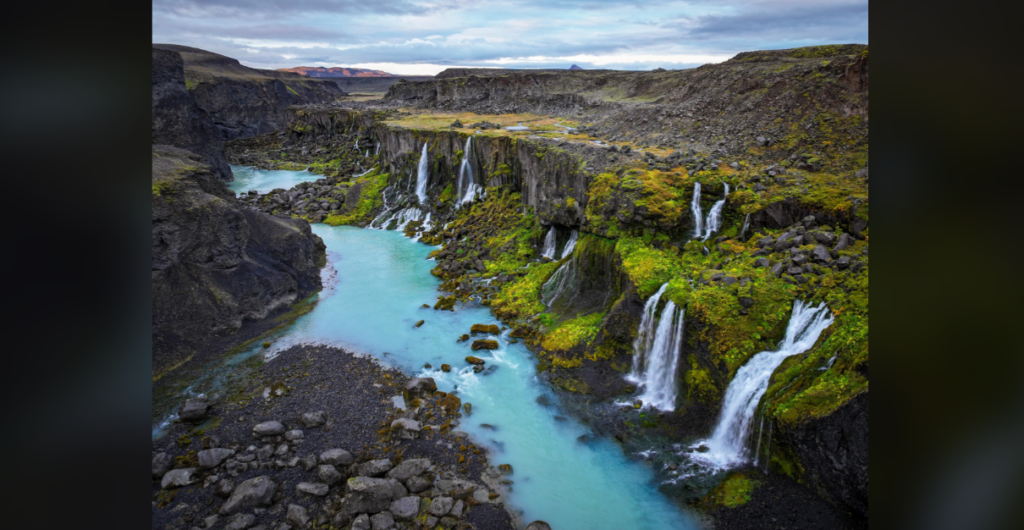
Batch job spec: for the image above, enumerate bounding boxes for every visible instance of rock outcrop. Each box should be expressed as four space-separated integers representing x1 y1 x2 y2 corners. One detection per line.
152 47 232 181
151 146 325 378
153 44 345 139
151 46 326 379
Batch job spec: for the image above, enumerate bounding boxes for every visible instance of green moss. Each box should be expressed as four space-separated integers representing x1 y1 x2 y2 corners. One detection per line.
541 312 605 352
285 84 300 96
706 473 760 508
324 171 388 226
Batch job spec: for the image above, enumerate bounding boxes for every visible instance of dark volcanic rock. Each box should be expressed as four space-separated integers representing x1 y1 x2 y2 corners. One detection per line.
779 391 869 520
154 44 344 140
152 47 233 182
151 146 326 379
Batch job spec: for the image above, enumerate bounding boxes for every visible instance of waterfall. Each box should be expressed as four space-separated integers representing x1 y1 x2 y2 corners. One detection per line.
414 143 429 205
541 260 574 307
457 137 481 206
375 142 380 156
690 182 703 239
560 230 579 259
739 213 751 241
692 300 834 469
540 228 557 259
701 183 730 241
353 139 359 150
629 283 669 380
627 282 684 412
365 149 370 158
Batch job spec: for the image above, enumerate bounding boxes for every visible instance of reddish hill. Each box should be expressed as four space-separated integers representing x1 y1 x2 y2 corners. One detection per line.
278 66 393 78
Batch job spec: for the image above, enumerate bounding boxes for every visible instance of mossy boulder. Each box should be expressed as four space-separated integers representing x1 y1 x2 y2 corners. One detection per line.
470 324 501 334
470 341 499 351
465 356 486 365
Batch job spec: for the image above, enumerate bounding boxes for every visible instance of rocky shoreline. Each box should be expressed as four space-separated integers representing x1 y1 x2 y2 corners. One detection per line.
153 344 526 530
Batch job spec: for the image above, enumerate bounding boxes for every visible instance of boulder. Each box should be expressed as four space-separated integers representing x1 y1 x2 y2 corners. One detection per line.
370 511 395 530
812 245 832 264
428 496 454 517
812 231 837 246
525 522 553 530
834 233 852 251
253 421 285 437
738 297 755 309
836 256 852 270
406 475 431 493
389 496 421 520
387 458 432 482
297 482 329 496
152 452 173 479
300 411 326 428
450 500 465 517
359 459 394 477
318 464 342 486
391 418 421 440
792 255 809 266
441 364 451 372
470 324 500 334
199 448 235 469
753 257 770 268
440 394 462 414
465 355 487 364
320 448 353 466
351 514 371 530
286 504 309 528
404 378 437 400
470 340 499 350
215 478 235 498
770 263 785 277
219 476 276 514
224 513 256 530
786 267 804 276
284 429 304 441
179 398 210 423
161 468 198 489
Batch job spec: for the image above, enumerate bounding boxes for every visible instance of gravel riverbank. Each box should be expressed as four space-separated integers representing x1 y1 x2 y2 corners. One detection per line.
152 344 520 530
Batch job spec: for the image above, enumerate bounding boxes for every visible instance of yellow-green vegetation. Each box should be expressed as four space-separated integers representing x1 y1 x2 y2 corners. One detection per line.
285 84 300 96
705 473 760 508
763 250 868 425
491 261 559 322
541 312 605 353
324 170 389 226
448 191 545 277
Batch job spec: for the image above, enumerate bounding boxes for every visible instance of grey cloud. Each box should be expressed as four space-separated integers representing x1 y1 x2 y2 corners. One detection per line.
673 2 868 41
153 0 427 17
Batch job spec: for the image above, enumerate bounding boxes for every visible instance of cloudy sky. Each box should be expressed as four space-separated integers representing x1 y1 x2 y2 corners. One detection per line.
152 0 868 75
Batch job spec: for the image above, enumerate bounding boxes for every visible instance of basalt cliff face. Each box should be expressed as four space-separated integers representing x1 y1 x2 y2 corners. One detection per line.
153 44 344 140
151 47 326 380
221 43 868 526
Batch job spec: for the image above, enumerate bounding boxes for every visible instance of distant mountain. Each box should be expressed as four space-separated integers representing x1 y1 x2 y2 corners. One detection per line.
569 64 583 70
278 66 394 78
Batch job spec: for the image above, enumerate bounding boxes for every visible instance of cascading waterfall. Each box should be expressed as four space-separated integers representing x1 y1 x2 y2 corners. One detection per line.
560 230 579 259
540 260 576 307
701 183 730 241
629 283 669 379
692 300 834 469
457 137 481 206
690 182 704 239
365 149 370 158
414 143 429 204
739 213 751 241
627 282 684 411
374 142 380 156
540 228 557 259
